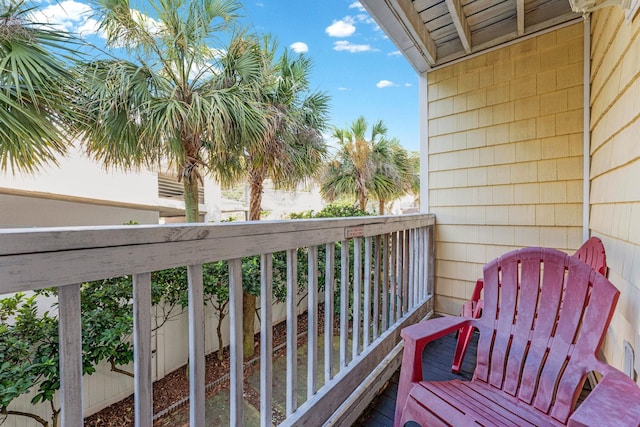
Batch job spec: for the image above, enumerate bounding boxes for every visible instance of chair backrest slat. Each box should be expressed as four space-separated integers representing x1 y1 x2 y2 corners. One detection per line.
573 236 607 276
502 250 543 396
488 253 520 389
550 271 619 422
515 249 566 404
533 257 591 413
475 259 500 382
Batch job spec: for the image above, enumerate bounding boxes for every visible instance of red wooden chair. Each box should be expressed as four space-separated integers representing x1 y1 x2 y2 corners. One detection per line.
395 247 640 427
452 237 607 373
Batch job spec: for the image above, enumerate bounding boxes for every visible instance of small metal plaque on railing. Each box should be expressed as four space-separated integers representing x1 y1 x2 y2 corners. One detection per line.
345 226 364 239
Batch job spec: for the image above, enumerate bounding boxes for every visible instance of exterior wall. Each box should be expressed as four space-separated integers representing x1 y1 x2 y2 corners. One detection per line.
0 194 159 226
0 145 225 226
590 8 640 372
427 24 585 315
0 145 160 207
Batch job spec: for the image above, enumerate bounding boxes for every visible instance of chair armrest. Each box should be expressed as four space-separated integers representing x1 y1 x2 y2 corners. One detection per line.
568 367 640 427
402 315 471 344
395 316 471 426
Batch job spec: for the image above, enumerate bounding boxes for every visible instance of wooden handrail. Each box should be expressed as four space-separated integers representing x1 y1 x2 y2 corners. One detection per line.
0 214 435 427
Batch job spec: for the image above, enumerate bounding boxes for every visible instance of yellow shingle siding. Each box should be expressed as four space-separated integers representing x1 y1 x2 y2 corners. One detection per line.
590 7 640 371
428 24 584 315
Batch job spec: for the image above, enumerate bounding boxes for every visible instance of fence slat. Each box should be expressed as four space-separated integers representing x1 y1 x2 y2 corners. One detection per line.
308 245 319 398
58 283 83 427
352 237 361 359
363 237 372 349
340 240 349 368
229 259 243 426
286 249 298 416
133 272 152 427
324 243 335 384
187 264 205 427
260 254 273 427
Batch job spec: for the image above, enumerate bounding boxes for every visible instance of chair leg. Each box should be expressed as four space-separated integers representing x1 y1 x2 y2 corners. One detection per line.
452 325 474 373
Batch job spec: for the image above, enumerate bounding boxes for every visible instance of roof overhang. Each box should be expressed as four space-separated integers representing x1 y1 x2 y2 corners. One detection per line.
361 0 583 73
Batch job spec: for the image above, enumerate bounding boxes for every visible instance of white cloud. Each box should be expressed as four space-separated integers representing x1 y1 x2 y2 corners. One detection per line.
349 2 366 12
333 40 371 53
338 87 350 91
31 0 92 31
290 42 309 53
388 50 402 56
325 19 356 37
130 9 163 35
405 82 413 87
76 18 101 37
376 80 396 88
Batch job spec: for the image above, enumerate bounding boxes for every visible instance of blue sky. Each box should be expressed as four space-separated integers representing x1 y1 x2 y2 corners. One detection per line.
35 0 420 151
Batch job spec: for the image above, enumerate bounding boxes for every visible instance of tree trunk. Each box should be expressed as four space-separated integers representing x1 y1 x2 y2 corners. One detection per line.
182 174 200 223
359 195 367 212
216 315 225 361
242 290 256 356
379 199 385 215
248 171 264 222
243 169 265 357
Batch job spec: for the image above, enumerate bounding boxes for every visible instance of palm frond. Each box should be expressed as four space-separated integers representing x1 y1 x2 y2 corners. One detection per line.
0 0 83 172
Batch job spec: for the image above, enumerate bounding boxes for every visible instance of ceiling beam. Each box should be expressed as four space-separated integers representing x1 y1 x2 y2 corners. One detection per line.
516 0 525 36
445 0 472 53
395 0 437 65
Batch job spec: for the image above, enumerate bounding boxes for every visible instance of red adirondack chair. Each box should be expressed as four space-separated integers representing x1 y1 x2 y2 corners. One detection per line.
395 247 640 427
452 237 608 373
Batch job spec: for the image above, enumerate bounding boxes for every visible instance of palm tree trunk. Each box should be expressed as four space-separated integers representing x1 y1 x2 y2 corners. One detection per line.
248 172 264 221
379 199 385 215
243 169 266 357
183 176 200 223
359 195 367 212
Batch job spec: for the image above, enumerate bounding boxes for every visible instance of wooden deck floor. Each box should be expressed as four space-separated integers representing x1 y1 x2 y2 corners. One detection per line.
355 330 592 426
356 330 478 426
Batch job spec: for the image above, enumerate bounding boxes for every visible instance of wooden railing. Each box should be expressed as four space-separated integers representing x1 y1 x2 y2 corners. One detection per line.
0 213 435 426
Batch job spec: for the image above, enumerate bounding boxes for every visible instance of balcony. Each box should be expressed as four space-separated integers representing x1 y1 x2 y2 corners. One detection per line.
0 213 435 426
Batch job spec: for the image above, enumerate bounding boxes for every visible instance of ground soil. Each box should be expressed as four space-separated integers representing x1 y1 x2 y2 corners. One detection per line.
84 309 319 427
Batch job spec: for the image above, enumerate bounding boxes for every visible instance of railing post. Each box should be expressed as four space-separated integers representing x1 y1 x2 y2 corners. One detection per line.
229 259 243 426
324 243 335 383
188 264 205 427
58 283 83 427
428 224 435 297
373 236 381 339
340 240 349 367
352 237 361 358
286 249 298 416
363 236 372 348
390 232 397 324
308 245 319 398
260 254 273 427
382 234 389 331
133 272 153 427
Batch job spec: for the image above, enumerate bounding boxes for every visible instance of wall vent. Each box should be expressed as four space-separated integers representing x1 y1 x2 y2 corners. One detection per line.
158 174 204 204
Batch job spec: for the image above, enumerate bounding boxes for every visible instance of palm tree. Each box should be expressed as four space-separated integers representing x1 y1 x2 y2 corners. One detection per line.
214 37 330 356
0 0 81 173
321 116 388 212
375 139 420 214
321 116 418 214
74 0 267 222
